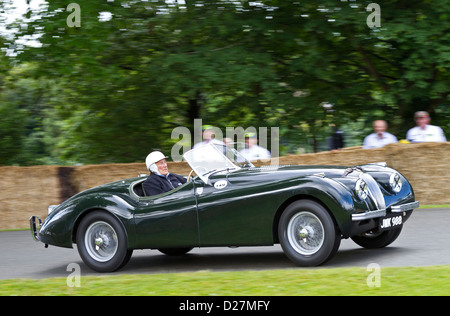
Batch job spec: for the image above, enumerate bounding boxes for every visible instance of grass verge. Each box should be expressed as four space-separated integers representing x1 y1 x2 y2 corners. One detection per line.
419 204 450 209
1 265 448 296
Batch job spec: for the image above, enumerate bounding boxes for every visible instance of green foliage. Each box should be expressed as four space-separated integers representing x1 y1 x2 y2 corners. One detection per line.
0 0 449 165
0 62 60 165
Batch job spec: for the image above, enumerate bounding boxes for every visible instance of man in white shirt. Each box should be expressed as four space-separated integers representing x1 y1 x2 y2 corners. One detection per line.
239 133 271 161
363 120 398 149
192 125 225 149
406 111 447 143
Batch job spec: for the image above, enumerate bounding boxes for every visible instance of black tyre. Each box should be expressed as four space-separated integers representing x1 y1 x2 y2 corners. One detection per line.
278 200 341 266
351 225 403 249
76 211 133 272
158 247 193 256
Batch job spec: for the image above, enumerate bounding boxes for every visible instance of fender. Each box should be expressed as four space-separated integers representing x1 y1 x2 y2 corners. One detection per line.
284 176 355 235
39 192 137 249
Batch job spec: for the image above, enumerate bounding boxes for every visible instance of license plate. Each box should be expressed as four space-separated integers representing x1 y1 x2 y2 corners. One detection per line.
379 213 403 231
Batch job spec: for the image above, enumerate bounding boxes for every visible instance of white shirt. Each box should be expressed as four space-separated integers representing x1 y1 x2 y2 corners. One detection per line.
192 138 225 149
406 125 446 143
363 132 398 149
240 145 271 161
191 139 226 162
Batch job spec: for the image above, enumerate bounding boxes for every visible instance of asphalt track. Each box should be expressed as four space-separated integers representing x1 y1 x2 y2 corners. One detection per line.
1 208 449 280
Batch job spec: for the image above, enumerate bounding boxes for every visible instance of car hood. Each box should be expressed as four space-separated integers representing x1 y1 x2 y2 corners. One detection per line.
229 163 396 182
235 163 413 208
225 164 356 184
225 163 406 208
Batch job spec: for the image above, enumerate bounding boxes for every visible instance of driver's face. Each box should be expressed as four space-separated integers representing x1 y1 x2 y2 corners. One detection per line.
155 159 169 175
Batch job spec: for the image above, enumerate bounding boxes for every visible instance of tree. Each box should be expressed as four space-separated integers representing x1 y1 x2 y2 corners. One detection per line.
1 0 449 164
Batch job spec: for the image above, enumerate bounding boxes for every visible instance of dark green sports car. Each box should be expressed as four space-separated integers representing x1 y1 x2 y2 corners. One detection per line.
30 144 419 272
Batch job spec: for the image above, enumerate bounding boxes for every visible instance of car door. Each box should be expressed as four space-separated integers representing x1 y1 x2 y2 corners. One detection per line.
133 181 199 249
194 174 274 247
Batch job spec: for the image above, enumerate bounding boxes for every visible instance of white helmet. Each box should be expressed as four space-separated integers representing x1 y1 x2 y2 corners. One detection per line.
145 151 168 172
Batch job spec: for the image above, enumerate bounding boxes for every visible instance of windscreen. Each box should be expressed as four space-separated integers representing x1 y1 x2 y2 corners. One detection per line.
183 143 252 183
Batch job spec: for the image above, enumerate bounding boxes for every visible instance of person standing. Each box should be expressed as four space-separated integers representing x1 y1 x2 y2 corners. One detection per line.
239 132 271 161
363 120 398 149
406 111 446 143
193 125 225 149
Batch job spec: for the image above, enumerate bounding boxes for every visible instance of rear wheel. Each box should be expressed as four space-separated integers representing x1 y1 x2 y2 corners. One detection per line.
76 211 133 272
278 200 340 266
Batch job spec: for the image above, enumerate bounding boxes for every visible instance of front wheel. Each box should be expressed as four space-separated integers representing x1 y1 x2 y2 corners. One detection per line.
351 226 402 249
278 200 340 267
76 211 133 272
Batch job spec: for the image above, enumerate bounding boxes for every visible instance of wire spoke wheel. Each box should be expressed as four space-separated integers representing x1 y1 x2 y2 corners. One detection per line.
279 200 340 266
287 212 325 256
76 211 133 272
84 221 118 262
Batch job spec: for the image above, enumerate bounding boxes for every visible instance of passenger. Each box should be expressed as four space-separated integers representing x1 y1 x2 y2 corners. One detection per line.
143 151 186 196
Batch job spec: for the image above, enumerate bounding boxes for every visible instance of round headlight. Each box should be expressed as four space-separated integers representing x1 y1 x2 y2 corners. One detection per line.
355 178 368 200
389 173 402 193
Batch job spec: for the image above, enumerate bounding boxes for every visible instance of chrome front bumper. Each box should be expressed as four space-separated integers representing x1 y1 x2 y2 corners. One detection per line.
352 201 419 221
30 216 42 242
391 201 420 213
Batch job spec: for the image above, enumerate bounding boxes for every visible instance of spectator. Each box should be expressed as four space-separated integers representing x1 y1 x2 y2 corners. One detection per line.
193 125 224 149
328 126 345 150
223 137 233 147
363 120 398 149
406 111 447 143
239 132 271 161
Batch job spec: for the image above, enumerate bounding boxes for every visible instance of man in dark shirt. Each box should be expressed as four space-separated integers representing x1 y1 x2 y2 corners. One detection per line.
143 151 186 196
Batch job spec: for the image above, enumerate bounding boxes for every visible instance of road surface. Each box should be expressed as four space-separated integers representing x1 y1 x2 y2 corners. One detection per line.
1 208 449 280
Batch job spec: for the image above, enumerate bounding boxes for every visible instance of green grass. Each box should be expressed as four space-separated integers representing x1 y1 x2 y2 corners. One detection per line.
419 204 450 209
1 266 449 296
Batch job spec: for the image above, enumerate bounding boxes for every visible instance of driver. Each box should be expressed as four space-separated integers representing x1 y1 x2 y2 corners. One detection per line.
143 151 186 196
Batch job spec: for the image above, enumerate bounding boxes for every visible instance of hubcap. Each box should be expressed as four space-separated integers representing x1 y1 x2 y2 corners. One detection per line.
287 212 325 255
299 228 308 240
85 221 118 262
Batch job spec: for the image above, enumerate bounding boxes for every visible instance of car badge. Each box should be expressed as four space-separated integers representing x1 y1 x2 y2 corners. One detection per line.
214 180 228 189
